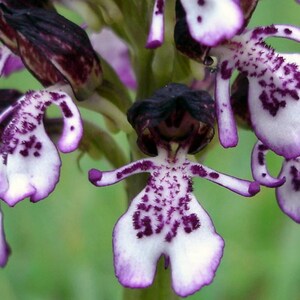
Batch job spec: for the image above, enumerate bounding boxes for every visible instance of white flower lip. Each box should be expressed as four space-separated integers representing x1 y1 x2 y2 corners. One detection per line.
89 146 259 296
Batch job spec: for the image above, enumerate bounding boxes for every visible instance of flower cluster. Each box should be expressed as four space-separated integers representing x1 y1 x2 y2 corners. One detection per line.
0 0 299 298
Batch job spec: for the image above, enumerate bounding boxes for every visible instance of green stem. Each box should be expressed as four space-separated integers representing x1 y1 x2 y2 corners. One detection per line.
123 258 180 300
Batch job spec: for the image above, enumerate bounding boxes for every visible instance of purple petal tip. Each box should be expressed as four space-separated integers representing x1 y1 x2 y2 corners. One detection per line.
88 169 102 184
249 181 260 195
145 40 163 49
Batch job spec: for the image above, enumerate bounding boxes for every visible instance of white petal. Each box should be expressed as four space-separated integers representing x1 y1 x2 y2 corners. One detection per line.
0 90 82 205
168 195 224 297
215 60 238 148
113 189 162 288
180 0 243 46
276 158 300 223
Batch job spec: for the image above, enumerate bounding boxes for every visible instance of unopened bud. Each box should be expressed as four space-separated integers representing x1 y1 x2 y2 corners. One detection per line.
0 5 102 100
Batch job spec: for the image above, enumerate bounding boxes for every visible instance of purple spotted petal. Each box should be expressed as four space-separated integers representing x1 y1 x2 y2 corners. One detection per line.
180 0 244 46
168 196 223 296
276 158 300 223
251 141 285 187
212 25 300 158
90 28 136 89
0 207 10 267
0 90 82 206
89 147 261 296
146 0 165 48
0 44 23 77
111 149 223 296
113 191 224 296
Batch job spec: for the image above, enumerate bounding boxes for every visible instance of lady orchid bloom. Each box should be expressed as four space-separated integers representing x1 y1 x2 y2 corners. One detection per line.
146 0 243 48
210 25 300 158
0 89 82 206
88 83 260 297
175 3 300 159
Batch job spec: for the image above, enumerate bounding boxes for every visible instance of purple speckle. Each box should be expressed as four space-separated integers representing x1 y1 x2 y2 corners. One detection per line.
258 144 268 151
49 92 66 101
197 16 202 23
290 165 300 191
191 165 207 177
35 142 42 150
142 194 149 202
70 126 74 131
19 149 29 157
60 101 73 118
197 0 205 5
258 151 264 165
284 28 292 35
251 25 278 39
155 0 164 14
220 60 233 80
33 151 40 157
116 161 153 179
133 211 141 230
209 172 219 179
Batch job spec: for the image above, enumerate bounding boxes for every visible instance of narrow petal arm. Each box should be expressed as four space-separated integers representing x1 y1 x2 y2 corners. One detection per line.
89 159 155 186
248 24 300 42
189 163 260 196
215 59 238 148
251 140 285 187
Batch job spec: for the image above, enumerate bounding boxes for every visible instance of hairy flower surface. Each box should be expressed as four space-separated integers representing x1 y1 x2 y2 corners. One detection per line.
147 0 243 48
210 25 300 158
88 83 259 296
0 90 82 206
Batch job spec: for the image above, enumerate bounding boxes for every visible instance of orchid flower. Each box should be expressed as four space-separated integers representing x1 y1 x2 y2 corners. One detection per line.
0 89 83 206
252 140 300 223
147 0 243 48
0 44 23 77
210 25 300 158
88 83 260 296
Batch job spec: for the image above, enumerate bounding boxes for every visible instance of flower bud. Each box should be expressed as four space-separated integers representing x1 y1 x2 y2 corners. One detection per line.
0 5 102 100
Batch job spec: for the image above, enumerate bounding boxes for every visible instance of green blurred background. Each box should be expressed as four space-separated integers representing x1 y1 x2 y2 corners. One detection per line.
1 0 300 299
